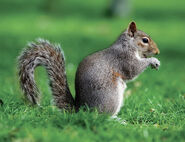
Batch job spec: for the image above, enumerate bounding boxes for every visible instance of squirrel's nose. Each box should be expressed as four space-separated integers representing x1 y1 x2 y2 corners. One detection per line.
152 41 159 55
155 49 160 55
152 47 160 55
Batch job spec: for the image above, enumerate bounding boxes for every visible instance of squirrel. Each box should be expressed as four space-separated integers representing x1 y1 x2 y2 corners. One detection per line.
18 22 160 116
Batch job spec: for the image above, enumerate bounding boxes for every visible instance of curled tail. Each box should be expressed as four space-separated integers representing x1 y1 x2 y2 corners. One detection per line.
18 39 74 110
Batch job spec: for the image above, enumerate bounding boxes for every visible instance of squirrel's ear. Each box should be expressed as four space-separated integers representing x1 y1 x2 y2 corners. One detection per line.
127 21 137 37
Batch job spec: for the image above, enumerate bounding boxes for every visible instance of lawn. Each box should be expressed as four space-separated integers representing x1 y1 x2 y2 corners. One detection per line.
0 0 184 142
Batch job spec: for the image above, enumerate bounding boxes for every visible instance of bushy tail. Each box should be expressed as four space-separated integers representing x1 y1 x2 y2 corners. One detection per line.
18 39 74 110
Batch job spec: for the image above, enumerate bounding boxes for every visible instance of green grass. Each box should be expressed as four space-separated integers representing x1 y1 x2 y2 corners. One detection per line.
0 0 185 141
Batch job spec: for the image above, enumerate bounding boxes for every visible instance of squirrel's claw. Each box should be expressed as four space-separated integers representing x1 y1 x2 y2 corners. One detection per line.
151 63 160 70
150 57 160 70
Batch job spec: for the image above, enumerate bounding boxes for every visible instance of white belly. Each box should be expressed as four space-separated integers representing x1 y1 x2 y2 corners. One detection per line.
113 78 126 116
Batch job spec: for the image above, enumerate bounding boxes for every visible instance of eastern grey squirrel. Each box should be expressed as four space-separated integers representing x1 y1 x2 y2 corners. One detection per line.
18 22 160 116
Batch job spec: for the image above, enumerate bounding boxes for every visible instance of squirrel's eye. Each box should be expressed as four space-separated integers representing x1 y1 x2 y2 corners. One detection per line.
142 38 149 43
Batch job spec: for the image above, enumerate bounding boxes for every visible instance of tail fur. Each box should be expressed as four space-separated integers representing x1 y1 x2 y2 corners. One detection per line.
18 39 74 110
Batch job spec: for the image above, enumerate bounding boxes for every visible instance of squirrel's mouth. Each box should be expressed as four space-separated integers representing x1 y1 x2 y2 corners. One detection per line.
143 53 150 58
143 52 156 58
143 54 147 58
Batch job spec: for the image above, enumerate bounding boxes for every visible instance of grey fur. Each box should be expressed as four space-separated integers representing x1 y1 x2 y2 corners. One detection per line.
18 22 160 116
18 38 74 110
75 24 160 115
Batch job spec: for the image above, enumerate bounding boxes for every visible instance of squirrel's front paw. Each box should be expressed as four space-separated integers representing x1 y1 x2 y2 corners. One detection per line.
150 57 160 70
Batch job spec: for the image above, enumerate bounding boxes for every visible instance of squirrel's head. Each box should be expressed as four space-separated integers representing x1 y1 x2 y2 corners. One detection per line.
126 21 160 58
